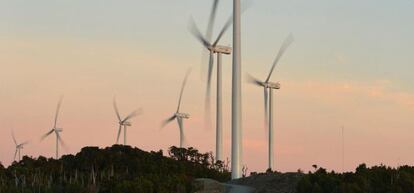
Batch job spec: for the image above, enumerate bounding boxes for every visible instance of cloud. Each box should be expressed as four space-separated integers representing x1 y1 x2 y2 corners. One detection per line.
284 79 414 110
334 53 348 65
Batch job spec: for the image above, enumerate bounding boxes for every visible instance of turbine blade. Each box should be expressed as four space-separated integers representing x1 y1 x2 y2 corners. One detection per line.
204 52 214 128
113 97 122 122
201 0 219 87
177 69 192 113
116 125 122 144
54 96 63 128
242 0 254 13
206 0 219 42
246 73 263 86
41 130 54 141
212 3 250 47
11 130 17 146
188 17 211 48
20 140 30 146
206 51 214 97
161 115 176 128
14 149 18 161
265 34 294 83
122 108 143 122
212 16 233 47
56 133 68 150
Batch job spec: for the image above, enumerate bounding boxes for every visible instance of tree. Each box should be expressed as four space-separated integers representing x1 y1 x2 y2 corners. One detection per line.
297 164 414 193
0 145 230 193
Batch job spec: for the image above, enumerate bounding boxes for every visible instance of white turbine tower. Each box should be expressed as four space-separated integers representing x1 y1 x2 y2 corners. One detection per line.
162 70 191 148
12 130 29 162
41 97 67 159
113 98 142 145
247 34 294 171
231 0 242 179
189 6 233 161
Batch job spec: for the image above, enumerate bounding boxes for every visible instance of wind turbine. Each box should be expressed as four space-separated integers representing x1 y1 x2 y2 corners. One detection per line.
247 34 294 171
41 97 67 159
12 130 29 162
161 69 191 148
189 0 233 162
113 98 142 145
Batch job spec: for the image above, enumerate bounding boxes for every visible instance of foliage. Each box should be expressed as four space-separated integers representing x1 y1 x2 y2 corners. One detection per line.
0 145 230 193
297 164 414 193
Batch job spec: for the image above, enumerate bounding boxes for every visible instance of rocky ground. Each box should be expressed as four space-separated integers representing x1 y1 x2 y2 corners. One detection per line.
193 172 303 193
192 178 254 193
229 172 304 193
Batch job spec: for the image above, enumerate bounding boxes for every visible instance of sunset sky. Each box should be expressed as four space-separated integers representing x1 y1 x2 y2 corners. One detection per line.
1 0 414 173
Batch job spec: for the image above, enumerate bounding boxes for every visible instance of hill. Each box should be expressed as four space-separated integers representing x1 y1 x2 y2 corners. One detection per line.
230 164 414 193
0 145 230 193
4 147 414 193
230 172 303 193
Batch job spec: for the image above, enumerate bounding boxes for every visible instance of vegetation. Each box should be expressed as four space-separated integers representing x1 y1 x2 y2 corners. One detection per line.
297 164 414 193
0 145 230 193
6 146 414 193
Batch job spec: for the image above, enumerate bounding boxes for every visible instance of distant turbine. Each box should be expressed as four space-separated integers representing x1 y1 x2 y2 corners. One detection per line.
190 19 232 161
247 34 294 171
12 130 29 162
41 97 67 159
113 98 142 145
162 69 191 148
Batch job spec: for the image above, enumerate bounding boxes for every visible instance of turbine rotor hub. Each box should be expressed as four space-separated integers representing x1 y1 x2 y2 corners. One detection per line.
264 82 281 89
55 128 63 132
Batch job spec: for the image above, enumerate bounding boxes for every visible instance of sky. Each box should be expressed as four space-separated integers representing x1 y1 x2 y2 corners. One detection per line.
1 0 414 173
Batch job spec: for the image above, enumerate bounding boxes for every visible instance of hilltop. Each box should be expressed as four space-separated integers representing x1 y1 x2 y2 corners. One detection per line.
230 172 303 193
4 147 414 193
229 164 414 193
0 145 230 193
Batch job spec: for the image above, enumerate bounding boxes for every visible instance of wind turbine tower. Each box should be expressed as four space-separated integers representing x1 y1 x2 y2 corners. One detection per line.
231 0 242 179
215 47 231 161
342 126 345 173
267 82 280 170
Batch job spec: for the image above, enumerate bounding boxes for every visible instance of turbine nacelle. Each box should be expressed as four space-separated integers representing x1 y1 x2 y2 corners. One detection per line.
54 128 63 132
263 82 281 89
175 113 190 119
208 45 232 55
121 121 132 126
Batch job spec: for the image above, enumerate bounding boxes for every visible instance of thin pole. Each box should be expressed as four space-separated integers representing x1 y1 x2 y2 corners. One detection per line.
231 0 242 179
56 134 59 159
18 149 21 162
342 126 344 173
216 53 223 161
269 89 274 170
124 125 127 145
177 118 184 148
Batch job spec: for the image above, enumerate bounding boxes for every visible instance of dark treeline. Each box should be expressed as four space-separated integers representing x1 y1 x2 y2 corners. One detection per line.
0 145 230 193
297 164 414 193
